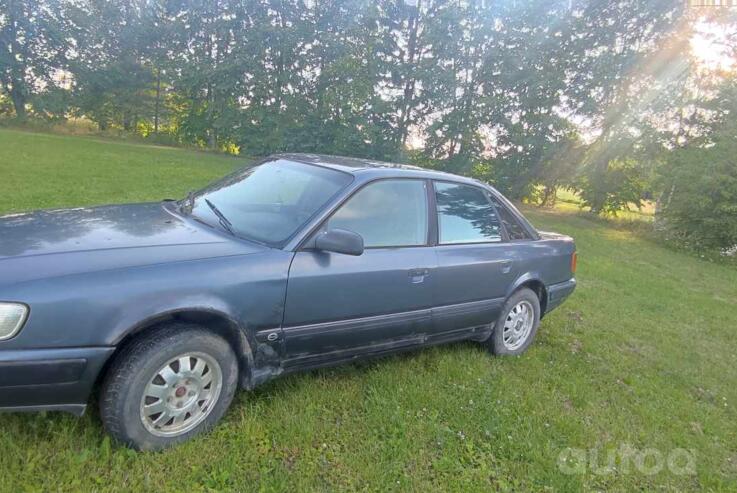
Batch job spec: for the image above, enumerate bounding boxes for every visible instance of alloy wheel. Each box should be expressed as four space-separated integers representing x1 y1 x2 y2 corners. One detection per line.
139 352 223 437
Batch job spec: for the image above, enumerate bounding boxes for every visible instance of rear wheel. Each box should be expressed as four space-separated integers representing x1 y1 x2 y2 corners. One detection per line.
100 324 238 451
488 288 541 356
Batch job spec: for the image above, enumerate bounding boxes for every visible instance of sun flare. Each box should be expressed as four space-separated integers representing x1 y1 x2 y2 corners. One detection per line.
690 19 736 71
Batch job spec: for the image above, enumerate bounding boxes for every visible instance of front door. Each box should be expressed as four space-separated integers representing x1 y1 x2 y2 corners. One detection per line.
282 179 436 367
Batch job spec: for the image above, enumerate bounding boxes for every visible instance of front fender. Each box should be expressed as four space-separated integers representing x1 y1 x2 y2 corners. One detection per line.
1 251 292 351
106 296 243 346
109 303 280 388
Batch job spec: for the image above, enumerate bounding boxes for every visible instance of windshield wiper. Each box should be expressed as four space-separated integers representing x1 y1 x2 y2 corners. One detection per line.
204 199 235 236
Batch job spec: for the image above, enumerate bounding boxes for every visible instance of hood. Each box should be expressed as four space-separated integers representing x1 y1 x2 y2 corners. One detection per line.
0 202 266 284
0 202 226 259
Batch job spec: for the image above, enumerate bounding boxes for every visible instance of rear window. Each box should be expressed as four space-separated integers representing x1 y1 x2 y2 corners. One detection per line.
434 182 502 244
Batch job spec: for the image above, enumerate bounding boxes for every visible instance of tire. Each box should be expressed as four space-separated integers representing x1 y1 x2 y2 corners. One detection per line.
100 323 239 451
488 287 541 356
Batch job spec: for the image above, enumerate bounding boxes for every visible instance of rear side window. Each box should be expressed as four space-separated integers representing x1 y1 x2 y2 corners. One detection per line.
434 182 502 244
328 179 428 247
488 195 531 240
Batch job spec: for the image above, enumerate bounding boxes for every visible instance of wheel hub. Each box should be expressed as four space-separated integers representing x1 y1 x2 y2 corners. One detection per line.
139 352 223 437
502 300 534 351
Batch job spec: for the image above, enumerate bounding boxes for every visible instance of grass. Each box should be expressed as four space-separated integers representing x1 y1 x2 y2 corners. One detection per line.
0 128 243 214
1 129 736 491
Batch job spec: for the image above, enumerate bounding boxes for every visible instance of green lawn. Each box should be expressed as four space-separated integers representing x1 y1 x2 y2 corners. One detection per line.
1 129 736 491
0 128 243 214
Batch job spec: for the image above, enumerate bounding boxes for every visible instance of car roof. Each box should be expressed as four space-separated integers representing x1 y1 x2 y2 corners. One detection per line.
272 153 482 185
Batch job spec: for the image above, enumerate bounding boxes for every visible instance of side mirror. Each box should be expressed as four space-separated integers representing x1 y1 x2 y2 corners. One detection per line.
314 229 364 256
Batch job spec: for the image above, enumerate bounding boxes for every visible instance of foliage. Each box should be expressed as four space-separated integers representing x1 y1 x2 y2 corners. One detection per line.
576 158 647 215
0 1 684 156
29 85 72 121
0 92 13 116
0 0 70 119
659 84 737 251
662 148 737 252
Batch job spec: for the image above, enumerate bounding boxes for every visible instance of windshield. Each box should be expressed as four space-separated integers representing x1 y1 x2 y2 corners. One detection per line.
186 159 353 246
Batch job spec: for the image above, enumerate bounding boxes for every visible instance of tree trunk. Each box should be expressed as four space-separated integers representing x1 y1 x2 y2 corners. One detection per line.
540 185 557 207
205 82 217 150
398 1 420 146
122 111 132 131
154 68 161 134
9 85 26 120
654 184 675 230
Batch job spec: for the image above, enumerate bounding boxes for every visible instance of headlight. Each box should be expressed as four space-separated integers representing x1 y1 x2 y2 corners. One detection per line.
0 303 29 341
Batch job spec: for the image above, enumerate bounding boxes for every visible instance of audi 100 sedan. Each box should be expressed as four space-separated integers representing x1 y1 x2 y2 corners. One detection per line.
0 154 576 450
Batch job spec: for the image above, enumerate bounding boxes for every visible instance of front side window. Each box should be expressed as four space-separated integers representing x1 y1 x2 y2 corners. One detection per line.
327 179 428 248
434 181 502 244
188 159 352 246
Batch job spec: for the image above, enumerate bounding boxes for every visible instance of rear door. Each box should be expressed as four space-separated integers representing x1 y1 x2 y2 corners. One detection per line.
282 179 436 367
430 181 518 334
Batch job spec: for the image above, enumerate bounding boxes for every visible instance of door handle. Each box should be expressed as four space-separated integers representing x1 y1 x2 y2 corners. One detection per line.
500 261 512 274
408 268 430 284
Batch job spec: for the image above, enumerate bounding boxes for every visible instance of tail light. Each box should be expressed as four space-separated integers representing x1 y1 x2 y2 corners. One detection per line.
571 252 578 274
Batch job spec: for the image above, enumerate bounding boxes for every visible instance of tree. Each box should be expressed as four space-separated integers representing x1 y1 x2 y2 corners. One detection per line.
69 0 169 131
418 0 493 174
3 0 737 258
659 79 737 251
0 0 69 119
561 0 685 213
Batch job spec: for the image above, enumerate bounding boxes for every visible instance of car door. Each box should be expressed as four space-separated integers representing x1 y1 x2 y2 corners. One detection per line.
430 181 519 334
282 178 436 367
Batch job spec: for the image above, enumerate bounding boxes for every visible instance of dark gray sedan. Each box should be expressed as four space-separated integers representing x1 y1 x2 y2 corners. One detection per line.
0 154 576 450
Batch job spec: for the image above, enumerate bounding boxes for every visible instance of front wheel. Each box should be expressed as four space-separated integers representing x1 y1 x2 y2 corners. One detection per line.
100 324 239 451
488 288 541 356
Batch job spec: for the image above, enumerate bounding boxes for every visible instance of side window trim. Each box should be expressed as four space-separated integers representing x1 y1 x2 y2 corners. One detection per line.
309 177 433 250
431 179 506 246
425 178 439 247
493 201 511 243
484 191 511 243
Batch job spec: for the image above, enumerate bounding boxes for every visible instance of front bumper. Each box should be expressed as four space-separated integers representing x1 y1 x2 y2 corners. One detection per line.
546 278 576 314
0 347 114 415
